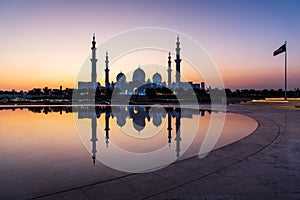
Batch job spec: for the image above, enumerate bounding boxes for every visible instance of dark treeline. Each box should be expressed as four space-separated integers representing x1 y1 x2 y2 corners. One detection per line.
0 87 73 100
224 88 300 99
1 87 299 105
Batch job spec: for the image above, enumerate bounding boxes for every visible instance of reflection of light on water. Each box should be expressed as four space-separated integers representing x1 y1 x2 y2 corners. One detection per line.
214 113 258 149
0 107 258 198
108 116 168 153
72 105 258 173
75 106 201 172
0 107 258 182
113 106 167 139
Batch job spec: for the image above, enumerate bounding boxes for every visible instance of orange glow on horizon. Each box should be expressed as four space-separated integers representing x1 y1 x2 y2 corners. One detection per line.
1 38 299 91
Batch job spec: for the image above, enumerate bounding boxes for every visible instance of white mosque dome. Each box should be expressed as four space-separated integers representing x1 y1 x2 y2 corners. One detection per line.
116 72 126 82
132 67 145 82
152 72 162 84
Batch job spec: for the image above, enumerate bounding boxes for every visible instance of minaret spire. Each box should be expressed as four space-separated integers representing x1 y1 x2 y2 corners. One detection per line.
175 35 182 86
167 52 172 88
91 34 98 88
92 33 96 49
105 51 110 88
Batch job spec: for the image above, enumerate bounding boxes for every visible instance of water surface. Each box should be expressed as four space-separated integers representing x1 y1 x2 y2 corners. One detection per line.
0 105 257 199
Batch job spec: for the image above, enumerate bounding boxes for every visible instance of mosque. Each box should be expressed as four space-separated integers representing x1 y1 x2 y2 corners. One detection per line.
78 34 205 95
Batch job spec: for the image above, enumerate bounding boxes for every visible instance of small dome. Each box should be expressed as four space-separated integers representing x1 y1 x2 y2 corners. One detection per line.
152 115 162 127
133 119 145 132
133 67 145 83
116 72 126 82
117 116 126 127
152 72 162 83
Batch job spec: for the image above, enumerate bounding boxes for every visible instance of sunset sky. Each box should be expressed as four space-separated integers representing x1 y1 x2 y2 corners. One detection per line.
0 0 299 90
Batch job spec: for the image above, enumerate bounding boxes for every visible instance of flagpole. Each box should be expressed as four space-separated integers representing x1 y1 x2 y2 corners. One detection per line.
285 41 287 100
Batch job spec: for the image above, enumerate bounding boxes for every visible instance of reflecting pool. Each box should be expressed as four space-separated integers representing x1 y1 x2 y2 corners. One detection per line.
0 105 257 199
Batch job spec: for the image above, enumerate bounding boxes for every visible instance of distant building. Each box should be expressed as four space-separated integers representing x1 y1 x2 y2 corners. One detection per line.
78 81 101 90
201 82 205 90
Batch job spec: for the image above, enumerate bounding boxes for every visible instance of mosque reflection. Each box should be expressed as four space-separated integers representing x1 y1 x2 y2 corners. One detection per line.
0 105 211 165
75 105 210 165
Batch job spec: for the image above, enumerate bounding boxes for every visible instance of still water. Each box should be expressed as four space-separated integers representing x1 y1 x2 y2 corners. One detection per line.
0 105 257 199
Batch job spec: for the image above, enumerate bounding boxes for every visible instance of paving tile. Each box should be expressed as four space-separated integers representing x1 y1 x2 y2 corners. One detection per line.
212 141 265 160
153 162 200 184
37 189 88 200
82 179 143 200
120 172 174 197
174 153 237 176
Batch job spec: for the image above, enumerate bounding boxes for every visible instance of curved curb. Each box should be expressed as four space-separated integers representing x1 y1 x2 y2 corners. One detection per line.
142 105 282 199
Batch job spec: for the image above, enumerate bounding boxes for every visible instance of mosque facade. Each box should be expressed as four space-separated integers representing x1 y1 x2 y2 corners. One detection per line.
78 34 205 94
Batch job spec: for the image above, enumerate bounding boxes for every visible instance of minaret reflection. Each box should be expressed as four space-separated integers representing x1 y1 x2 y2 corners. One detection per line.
167 111 172 146
174 108 182 158
105 109 110 148
91 110 98 166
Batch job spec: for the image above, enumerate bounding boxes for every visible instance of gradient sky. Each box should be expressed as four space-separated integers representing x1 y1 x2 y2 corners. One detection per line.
0 0 299 90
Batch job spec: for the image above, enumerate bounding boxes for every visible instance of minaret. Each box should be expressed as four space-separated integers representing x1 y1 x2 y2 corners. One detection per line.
105 51 110 88
167 52 172 88
175 35 182 86
91 112 98 165
91 34 98 88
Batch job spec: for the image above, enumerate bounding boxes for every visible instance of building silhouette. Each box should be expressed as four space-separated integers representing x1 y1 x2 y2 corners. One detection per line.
78 34 205 93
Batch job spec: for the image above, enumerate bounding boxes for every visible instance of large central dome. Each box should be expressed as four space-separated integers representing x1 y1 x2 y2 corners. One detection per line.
132 67 145 83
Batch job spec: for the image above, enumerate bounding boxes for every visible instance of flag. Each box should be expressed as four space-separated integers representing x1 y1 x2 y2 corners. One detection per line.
273 43 286 56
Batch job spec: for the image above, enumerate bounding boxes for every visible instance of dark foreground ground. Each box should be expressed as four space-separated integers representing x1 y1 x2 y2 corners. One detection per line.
35 101 300 200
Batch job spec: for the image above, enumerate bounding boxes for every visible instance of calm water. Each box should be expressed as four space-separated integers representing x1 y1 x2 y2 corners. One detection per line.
0 105 257 199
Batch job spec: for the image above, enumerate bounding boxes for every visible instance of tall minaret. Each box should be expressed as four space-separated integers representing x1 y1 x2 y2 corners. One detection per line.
167 52 172 88
91 34 98 88
175 35 182 86
105 51 110 88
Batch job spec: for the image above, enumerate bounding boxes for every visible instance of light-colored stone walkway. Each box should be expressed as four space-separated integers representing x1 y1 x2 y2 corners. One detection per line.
35 103 300 200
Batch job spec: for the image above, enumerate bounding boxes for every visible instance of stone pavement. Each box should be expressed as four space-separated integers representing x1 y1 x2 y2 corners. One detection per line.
35 103 300 200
